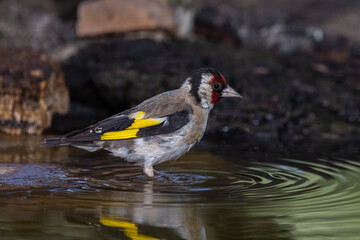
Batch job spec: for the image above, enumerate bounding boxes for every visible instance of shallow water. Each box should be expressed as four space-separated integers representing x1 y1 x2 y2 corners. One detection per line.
0 135 360 240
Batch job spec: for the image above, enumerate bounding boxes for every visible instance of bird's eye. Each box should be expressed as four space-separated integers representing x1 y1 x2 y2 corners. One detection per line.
212 83 221 91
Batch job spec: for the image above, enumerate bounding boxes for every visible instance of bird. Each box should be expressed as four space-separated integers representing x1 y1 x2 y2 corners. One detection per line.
42 68 242 177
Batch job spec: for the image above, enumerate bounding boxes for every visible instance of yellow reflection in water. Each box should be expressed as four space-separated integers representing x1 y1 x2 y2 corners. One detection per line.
100 217 159 240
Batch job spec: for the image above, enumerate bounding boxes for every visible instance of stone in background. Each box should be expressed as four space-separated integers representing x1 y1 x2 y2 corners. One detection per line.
77 0 177 37
0 48 69 135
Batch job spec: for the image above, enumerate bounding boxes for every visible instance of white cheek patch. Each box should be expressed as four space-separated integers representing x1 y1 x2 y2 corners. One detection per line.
198 81 214 109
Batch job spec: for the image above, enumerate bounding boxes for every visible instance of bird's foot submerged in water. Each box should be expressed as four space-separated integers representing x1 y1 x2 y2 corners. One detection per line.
143 165 174 181
143 165 154 177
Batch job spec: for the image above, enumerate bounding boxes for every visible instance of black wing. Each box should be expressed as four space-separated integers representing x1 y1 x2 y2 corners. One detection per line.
41 109 191 146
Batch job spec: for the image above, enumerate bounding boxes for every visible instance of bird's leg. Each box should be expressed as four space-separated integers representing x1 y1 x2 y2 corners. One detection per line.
143 165 154 177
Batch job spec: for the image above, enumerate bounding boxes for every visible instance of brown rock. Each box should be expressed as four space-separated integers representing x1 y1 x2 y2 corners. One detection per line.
76 0 177 37
0 48 70 135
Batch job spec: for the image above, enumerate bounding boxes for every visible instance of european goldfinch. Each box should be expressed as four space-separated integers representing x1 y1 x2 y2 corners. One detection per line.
42 68 242 177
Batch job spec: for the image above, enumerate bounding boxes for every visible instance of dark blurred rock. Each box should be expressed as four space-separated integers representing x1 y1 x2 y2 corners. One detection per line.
0 48 70 135
194 4 314 54
61 38 360 142
50 103 109 133
313 34 350 62
0 0 76 55
76 0 177 37
320 6 360 43
53 0 84 21
194 1 360 55
62 39 205 111
194 5 241 46
351 42 360 58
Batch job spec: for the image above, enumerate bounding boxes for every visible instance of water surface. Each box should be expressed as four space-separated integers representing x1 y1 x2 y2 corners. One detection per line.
0 135 360 240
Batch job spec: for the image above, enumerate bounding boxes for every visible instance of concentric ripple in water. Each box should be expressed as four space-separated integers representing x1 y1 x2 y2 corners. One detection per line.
62 151 360 239
73 152 360 206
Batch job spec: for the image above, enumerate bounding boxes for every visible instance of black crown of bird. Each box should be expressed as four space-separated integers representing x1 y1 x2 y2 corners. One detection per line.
42 67 242 177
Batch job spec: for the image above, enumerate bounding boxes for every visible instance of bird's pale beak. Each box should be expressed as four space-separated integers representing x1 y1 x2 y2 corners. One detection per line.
222 85 243 98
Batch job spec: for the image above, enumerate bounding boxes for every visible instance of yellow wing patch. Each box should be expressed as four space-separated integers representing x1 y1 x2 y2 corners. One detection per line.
100 111 164 140
101 129 139 140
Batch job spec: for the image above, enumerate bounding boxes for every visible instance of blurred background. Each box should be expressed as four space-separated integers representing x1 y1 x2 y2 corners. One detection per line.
0 0 359 146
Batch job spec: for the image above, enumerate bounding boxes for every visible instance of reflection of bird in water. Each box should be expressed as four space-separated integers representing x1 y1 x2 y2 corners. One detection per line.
42 68 241 177
99 181 208 240
100 217 159 240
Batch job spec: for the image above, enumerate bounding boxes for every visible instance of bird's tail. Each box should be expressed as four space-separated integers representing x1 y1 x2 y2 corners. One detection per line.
40 137 69 147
